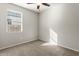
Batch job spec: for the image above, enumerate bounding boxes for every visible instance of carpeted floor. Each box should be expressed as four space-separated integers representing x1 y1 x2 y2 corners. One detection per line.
0 40 79 56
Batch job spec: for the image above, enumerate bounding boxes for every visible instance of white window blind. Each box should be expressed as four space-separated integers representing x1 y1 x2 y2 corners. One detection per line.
7 10 23 32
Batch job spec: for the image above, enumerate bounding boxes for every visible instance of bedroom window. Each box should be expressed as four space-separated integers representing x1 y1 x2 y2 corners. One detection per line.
7 10 23 32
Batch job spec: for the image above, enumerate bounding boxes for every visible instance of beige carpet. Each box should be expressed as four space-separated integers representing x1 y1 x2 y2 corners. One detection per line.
0 40 79 56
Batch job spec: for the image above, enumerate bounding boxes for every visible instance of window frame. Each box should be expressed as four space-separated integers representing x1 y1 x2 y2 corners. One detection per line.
6 9 23 32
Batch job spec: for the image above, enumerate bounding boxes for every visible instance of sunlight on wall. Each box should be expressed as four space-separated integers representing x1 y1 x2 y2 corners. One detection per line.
41 28 58 46
49 28 58 45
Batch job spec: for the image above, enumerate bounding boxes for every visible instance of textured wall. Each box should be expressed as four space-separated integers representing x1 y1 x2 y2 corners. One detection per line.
0 3 38 50
39 3 79 52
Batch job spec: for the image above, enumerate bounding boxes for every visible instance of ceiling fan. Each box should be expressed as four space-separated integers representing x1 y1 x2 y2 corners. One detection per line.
26 3 50 10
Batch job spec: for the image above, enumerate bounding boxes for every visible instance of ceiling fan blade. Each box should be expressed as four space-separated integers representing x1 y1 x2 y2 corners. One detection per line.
27 3 35 4
42 3 50 6
37 5 40 9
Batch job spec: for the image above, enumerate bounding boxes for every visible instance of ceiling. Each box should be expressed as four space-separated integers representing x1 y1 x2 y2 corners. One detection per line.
13 3 51 13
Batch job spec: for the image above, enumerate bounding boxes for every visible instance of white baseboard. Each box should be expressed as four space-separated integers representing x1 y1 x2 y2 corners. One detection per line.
39 39 79 52
0 36 38 50
58 44 79 52
1 37 79 53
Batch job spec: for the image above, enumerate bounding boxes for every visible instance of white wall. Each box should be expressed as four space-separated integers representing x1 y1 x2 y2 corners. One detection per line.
0 3 38 50
39 3 79 52
0 3 79 52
